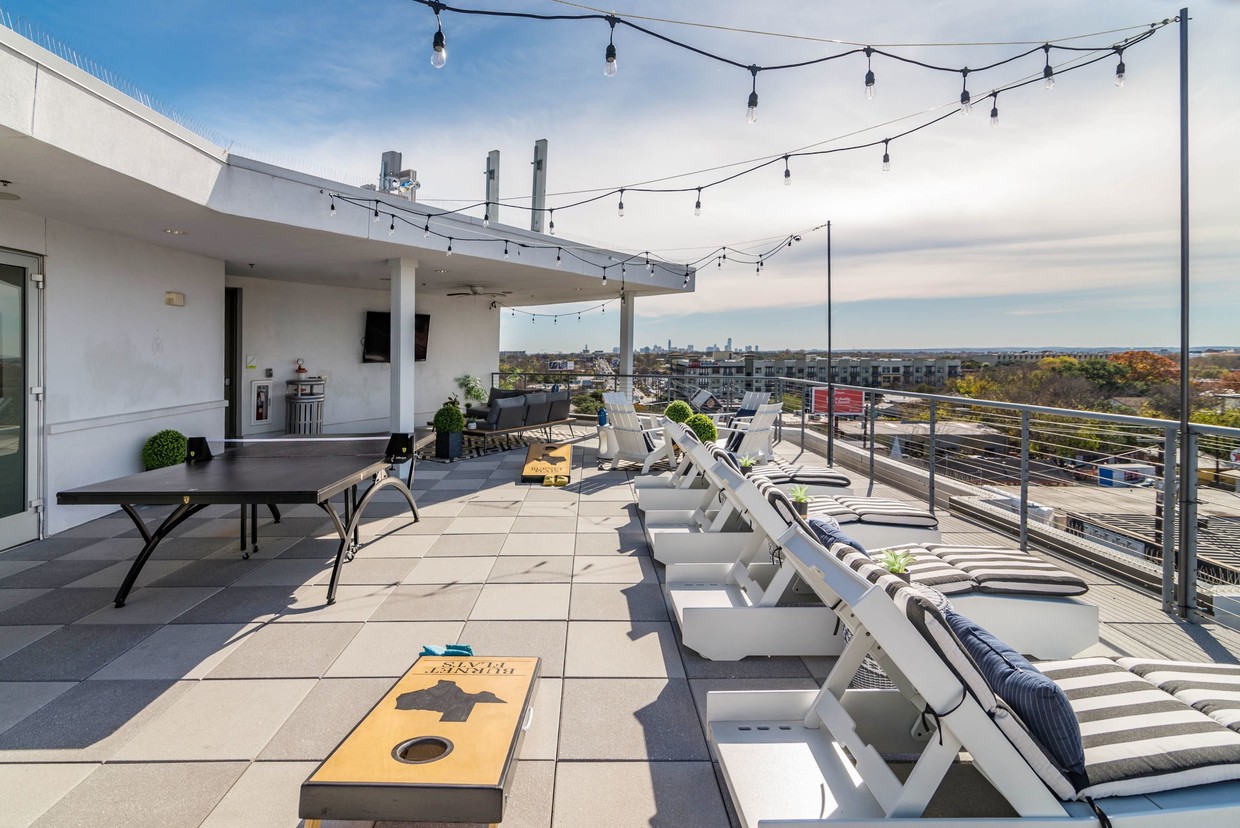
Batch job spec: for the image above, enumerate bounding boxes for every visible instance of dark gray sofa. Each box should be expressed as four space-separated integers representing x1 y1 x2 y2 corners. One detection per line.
469 389 575 443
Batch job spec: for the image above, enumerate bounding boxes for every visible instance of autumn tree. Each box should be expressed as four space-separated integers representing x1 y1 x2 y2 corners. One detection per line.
1107 350 1178 385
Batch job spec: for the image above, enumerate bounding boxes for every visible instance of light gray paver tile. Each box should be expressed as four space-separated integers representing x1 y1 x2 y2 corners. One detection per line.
571 556 655 584
521 679 561 761
323 557 419 586
426 534 507 557
470 584 570 621
258 677 394 761
551 761 727 828
510 516 578 534
459 501 523 517
0 763 97 827
572 532 649 556
415 500 467 517
207 622 361 678
371 584 483 622
517 501 578 517
459 620 568 677
75 587 221 625
170 586 298 624
431 477 484 491
0 681 76 734
487 556 575 584
355 533 436 558
91 623 262 680
112 678 316 760
275 584 395 623
569 583 670 621
499 533 575 557
558 678 708 761
0 624 59 661
232 557 332 587
326 621 465 677
444 516 515 535
62 558 190 589
401 556 496 585
388 516 454 535
0 624 159 681
577 515 643 533
522 489 577 503
565 621 685 678
30 761 246 828
199 760 318 828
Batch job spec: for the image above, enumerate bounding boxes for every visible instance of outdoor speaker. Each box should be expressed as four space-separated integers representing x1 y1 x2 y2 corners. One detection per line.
385 433 413 464
185 436 213 463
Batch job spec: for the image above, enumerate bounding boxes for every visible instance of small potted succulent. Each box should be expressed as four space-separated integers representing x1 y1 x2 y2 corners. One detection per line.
738 454 757 475
433 398 466 460
876 548 916 583
664 400 692 424
787 484 811 517
684 413 718 444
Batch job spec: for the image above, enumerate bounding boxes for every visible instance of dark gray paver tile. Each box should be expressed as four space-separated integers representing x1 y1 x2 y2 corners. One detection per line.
0 560 114 589
677 640 813 680
459 620 568 676
146 558 257 588
170 586 298 623
0 681 76 734
91 623 261 680
0 624 59 661
0 588 114 625
258 676 394 760
558 678 709 760
371 583 483 621
0 588 51 615
0 624 159 681
0 537 96 560
207 622 361 678
30 760 246 828
276 536 340 559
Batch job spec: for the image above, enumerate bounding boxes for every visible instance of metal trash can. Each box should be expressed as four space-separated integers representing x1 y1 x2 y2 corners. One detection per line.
286 377 326 434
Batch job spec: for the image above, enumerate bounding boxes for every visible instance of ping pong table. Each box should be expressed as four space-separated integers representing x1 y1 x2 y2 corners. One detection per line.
57 447 419 608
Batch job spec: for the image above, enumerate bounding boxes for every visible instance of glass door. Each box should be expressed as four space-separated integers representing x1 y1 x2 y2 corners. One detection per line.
0 250 40 549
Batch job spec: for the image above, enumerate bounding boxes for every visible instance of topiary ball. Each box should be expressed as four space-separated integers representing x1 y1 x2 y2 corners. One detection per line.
664 400 692 423
684 413 717 444
433 404 465 433
142 429 188 470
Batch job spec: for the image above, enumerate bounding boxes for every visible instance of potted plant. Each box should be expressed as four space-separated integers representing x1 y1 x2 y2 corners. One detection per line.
142 429 188 470
433 399 466 461
787 484 811 517
664 400 692 424
684 413 717 445
738 454 757 475
456 374 487 413
876 548 916 583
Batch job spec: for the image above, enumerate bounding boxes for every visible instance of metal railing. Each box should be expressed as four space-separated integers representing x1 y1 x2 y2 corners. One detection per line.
492 369 1240 626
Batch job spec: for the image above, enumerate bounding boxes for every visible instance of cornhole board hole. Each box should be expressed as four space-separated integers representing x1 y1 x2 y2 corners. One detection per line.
300 655 541 825
521 442 572 483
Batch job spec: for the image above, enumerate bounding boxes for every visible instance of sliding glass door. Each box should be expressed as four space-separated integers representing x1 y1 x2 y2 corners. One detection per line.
0 250 40 549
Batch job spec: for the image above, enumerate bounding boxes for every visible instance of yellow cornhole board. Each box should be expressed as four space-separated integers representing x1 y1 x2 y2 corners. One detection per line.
521 442 572 483
300 656 541 824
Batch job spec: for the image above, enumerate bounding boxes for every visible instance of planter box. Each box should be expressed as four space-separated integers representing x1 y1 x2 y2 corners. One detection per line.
435 431 463 460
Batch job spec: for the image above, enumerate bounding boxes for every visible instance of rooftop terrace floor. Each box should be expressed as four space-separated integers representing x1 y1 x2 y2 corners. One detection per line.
1 432 1238 826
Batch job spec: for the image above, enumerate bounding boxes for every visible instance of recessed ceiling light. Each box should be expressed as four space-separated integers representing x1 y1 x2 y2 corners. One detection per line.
164 228 187 235
434 269 448 274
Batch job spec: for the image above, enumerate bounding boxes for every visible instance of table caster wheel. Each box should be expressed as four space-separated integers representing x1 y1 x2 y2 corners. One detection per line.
242 551 250 560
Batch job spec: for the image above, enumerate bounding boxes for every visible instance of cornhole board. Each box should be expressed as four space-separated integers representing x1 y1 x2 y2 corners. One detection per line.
300 655 541 825
521 442 572 483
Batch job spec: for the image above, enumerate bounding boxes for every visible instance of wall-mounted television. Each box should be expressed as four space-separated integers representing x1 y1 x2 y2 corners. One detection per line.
363 312 428 362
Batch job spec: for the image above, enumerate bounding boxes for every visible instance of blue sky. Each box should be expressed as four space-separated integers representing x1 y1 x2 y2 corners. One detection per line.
5 1 1237 352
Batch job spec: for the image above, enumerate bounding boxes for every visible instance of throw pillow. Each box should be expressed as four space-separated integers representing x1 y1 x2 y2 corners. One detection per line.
807 516 869 555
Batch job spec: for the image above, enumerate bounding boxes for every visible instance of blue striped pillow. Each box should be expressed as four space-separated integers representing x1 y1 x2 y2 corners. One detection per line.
944 610 1085 777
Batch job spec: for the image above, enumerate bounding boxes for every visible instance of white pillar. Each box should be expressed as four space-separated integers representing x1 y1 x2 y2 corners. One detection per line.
389 258 418 433
619 294 635 397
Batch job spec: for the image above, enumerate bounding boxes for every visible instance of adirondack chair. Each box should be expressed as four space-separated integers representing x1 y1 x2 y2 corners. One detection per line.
714 402 781 461
599 402 669 472
706 390 770 426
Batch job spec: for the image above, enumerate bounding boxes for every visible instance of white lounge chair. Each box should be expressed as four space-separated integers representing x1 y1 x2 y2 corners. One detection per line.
598 402 671 472
707 525 1240 826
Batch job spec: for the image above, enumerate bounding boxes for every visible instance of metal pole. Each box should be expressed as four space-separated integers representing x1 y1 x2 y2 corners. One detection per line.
1175 8 1196 621
826 220 835 465
1161 425 1178 613
867 393 876 497
1019 411 1030 551
928 400 937 514
800 383 807 450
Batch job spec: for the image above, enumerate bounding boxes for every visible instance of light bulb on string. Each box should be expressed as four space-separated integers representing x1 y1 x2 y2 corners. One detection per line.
746 65 759 124
423 220 430 239
645 253 652 274
617 189 625 217
483 210 490 228
783 155 791 186
959 69 972 113
548 210 556 235
388 215 396 236
446 238 453 255
556 248 562 267
1042 44 1055 90
329 198 336 218
1114 48 1126 87
694 188 702 217
604 17 618 77
431 14 447 69
602 268 608 286
864 47 876 99
372 205 380 223
989 93 999 127
503 241 510 259
882 139 891 172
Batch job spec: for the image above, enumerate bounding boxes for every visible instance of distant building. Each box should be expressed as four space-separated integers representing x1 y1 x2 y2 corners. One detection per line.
672 355 962 394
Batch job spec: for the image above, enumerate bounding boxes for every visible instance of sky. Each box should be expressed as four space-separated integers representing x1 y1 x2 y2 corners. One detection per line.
4 0 1237 353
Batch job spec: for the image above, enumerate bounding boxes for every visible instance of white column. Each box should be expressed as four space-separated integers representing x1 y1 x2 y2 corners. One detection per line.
619 294 635 397
389 258 418 433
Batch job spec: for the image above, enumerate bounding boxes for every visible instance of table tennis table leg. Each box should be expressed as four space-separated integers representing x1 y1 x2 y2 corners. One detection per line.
115 501 205 607
321 472 421 605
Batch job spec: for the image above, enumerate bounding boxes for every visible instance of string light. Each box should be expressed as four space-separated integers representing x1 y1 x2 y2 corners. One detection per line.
556 247 562 266
693 188 702 216
504 241 510 259
483 209 490 228
372 205 380 223
423 220 431 238
1114 47 1126 87
1043 44 1055 89
329 198 336 218
617 189 625 217
783 155 791 186
645 253 652 274
864 47 876 99
430 3 447 69
602 267 608 286
549 209 556 235
604 16 618 77
446 237 453 255
881 139 891 172
388 215 396 235
959 68 972 113
989 93 1000 127
745 65 759 124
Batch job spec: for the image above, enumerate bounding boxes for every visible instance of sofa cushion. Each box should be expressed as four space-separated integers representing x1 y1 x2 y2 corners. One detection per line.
944 611 1085 779
487 396 527 429
1117 659 1240 732
807 516 868 555
523 392 550 426
547 390 571 421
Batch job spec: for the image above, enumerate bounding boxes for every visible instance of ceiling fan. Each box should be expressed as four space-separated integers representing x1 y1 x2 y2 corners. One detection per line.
446 285 512 298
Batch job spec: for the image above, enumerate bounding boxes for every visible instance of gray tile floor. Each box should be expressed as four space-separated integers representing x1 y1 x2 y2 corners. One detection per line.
1 435 1237 827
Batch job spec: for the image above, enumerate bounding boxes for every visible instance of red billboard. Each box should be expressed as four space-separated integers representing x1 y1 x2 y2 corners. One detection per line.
811 387 864 415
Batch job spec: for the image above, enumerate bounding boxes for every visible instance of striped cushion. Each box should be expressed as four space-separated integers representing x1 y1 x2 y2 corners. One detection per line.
750 460 850 488
1037 657 1240 799
923 545 1089 597
835 496 938 528
1117 659 1240 732
806 497 860 524
903 550 976 595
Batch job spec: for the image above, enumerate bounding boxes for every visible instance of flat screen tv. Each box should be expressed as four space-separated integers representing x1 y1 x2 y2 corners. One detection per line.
363 312 428 362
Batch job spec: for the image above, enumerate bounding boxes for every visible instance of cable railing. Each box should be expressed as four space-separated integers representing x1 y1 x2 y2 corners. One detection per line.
493 368 1240 627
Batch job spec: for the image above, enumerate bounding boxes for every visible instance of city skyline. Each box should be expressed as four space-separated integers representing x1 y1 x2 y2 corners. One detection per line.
7 1 1237 352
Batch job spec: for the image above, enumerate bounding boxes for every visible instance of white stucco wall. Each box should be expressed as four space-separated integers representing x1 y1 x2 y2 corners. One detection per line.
226 274 501 432
0 212 226 533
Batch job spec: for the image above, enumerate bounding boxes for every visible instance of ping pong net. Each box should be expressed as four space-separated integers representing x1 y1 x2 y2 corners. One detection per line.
202 435 415 465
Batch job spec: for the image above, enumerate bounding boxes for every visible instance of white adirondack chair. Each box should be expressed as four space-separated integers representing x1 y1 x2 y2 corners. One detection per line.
714 402 781 461
600 402 669 472
707 390 770 425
